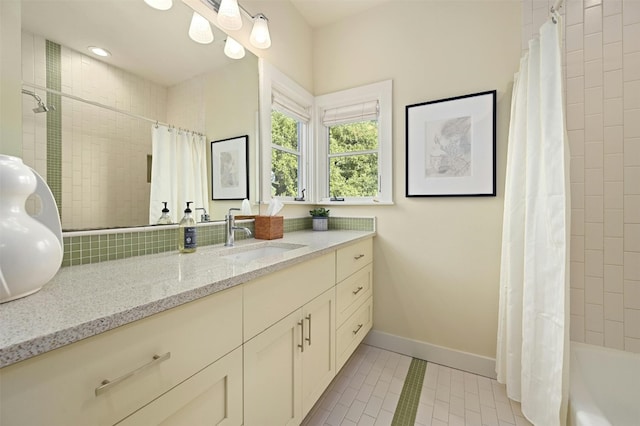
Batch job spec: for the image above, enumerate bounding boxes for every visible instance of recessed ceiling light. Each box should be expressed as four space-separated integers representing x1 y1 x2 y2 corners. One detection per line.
144 0 172 11
87 46 111 57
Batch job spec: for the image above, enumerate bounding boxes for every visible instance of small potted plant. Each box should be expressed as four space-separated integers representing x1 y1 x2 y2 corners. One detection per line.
309 207 330 231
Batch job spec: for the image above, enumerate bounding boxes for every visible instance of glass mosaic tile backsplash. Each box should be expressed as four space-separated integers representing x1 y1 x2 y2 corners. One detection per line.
62 217 375 267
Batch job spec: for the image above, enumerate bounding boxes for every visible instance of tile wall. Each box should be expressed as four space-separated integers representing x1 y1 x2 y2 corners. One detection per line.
522 0 640 352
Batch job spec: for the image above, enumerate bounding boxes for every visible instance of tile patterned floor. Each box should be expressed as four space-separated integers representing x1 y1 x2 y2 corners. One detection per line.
302 344 533 426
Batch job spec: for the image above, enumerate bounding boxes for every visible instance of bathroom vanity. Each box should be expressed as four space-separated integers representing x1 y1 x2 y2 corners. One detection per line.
0 230 374 425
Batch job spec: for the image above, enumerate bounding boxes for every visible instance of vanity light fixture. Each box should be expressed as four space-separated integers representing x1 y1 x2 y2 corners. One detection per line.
88 46 111 57
188 12 214 44
224 37 245 59
217 0 242 31
249 13 271 49
143 0 172 11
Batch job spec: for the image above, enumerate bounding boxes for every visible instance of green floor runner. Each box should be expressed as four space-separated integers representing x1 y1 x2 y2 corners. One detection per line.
391 358 427 425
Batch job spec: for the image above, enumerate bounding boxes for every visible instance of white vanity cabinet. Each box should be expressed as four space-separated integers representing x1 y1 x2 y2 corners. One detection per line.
335 238 374 371
0 285 243 426
243 254 336 425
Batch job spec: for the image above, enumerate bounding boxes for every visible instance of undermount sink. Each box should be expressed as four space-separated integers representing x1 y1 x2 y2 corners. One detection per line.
220 243 306 262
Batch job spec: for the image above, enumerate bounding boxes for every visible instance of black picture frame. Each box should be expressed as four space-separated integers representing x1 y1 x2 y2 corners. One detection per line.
405 90 496 197
211 135 249 200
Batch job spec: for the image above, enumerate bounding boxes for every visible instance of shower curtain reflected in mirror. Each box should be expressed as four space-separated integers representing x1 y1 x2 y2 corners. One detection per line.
496 13 570 426
149 125 208 224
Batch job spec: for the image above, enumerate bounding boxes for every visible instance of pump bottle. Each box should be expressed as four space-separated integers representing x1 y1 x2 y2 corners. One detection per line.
157 202 172 225
178 201 196 253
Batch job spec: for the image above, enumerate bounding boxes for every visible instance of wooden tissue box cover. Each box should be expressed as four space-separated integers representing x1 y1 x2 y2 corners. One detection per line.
254 216 283 240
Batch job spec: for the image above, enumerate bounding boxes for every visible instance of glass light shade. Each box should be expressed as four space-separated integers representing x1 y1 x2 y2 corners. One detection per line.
224 37 245 59
217 0 242 31
143 0 172 11
250 14 271 49
188 12 214 44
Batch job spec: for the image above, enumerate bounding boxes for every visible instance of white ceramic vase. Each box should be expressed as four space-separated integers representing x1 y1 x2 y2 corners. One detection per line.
0 155 63 303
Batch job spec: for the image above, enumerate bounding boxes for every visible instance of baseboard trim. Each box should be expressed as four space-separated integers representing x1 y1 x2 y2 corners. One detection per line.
363 330 497 379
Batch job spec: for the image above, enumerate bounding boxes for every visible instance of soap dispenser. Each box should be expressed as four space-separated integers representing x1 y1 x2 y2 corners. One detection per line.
178 201 196 253
157 202 172 225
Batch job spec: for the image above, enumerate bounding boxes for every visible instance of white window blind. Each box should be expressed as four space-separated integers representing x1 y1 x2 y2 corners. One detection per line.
322 100 379 127
272 89 311 123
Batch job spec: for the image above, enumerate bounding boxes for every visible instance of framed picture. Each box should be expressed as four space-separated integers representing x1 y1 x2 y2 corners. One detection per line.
211 135 249 200
405 90 496 197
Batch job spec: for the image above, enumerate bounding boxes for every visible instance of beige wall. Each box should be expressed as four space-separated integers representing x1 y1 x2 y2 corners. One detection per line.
0 1 22 157
308 1 522 358
525 0 640 352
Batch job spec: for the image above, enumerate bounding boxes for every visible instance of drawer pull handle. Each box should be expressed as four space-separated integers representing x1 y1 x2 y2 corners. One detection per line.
298 320 304 352
305 314 312 346
352 286 364 295
95 352 171 397
353 324 364 335
354 254 365 260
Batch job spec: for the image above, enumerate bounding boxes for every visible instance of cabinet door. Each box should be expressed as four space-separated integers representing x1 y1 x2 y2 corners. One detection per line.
116 346 243 426
301 288 336 417
243 310 303 426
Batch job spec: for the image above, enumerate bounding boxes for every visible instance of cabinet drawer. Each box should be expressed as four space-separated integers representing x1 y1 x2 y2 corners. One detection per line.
116 346 243 426
336 296 373 372
244 253 335 341
0 286 243 426
336 263 372 326
336 238 372 283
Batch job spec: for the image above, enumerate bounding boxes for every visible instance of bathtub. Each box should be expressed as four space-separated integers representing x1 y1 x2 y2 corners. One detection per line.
569 342 640 426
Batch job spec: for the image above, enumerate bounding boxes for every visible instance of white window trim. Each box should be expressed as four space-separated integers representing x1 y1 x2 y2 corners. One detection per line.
314 80 393 204
259 61 314 204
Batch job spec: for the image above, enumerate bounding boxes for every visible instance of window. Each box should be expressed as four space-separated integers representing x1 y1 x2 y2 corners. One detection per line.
270 110 302 197
316 80 393 204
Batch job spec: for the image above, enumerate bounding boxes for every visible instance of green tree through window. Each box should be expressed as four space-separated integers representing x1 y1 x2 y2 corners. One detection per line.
271 110 300 197
329 121 378 197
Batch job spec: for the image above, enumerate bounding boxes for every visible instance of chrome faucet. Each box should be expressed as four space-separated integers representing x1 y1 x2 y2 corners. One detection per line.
195 207 210 223
225 208 252 247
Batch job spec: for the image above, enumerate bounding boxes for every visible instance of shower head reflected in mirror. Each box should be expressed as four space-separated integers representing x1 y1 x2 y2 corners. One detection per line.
21 89 56 113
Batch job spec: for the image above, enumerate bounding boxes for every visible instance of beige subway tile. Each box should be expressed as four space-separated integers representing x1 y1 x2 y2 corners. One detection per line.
572 261 586 289
567 50 585 77
604 98 624 126
585 195 604 221
624 280 640 309
585 5 603 34
571 315 586 342
567 76 585 104
567 103 585 130
566 0 584 24
625 195 640 223
604 237 624 264
603 125 623 153
624 23 640 54
567 23 585 52
604 292 624 320
624 252 640 280
604 208 624 236
585 222 604 249
586 276 605 303
604 264 624 292
585 303 604 332
623 0 640 25
624 52 640 81
572 236 586 262
625 81 640 110
604 0 622 16
625 224 640 252
625 337 640 353
603 13 623 43
604 70 623 98
624 167 640 194
569 129 585 155
604 320 625 349
603 42 623 71
603 153 623 181
585 249 604 277
585 33 603 60
585 85 603 113
573 208 586 235
586 331 604 345
572 288 586 316
585 113 604 141
624 309 640 338
571 156 585 183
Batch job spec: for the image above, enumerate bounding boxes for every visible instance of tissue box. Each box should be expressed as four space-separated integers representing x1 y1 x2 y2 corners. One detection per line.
254 216 283 240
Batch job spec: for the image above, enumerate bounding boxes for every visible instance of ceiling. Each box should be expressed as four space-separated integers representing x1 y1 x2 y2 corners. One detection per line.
289 0 391 28
20 0 390 88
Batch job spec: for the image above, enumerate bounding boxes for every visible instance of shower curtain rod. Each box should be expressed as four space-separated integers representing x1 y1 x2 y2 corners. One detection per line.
21 82 206 137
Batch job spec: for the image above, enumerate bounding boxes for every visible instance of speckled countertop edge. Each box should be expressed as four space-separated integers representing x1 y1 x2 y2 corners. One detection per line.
0 230 375 368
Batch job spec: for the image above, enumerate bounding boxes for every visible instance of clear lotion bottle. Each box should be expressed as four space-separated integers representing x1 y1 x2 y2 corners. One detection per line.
178 201 197 253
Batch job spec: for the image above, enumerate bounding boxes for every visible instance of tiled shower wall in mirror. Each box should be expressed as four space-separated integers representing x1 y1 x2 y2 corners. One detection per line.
522 0 640 353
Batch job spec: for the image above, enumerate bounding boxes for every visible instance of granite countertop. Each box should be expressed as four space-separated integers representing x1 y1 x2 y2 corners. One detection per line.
0 229 375 368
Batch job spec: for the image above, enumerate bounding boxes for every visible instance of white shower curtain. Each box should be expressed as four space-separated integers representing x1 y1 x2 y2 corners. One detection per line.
496 14 570 426
149 125 208 224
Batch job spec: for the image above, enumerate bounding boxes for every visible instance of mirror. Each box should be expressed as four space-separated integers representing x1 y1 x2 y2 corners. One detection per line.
19 0 259 231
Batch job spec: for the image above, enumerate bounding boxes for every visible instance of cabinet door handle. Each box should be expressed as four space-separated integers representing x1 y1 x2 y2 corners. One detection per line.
305 314 312 346
298 320 304 352
353 324 364 335
95 352 171 396
354 254 365 260
352 286 364 295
